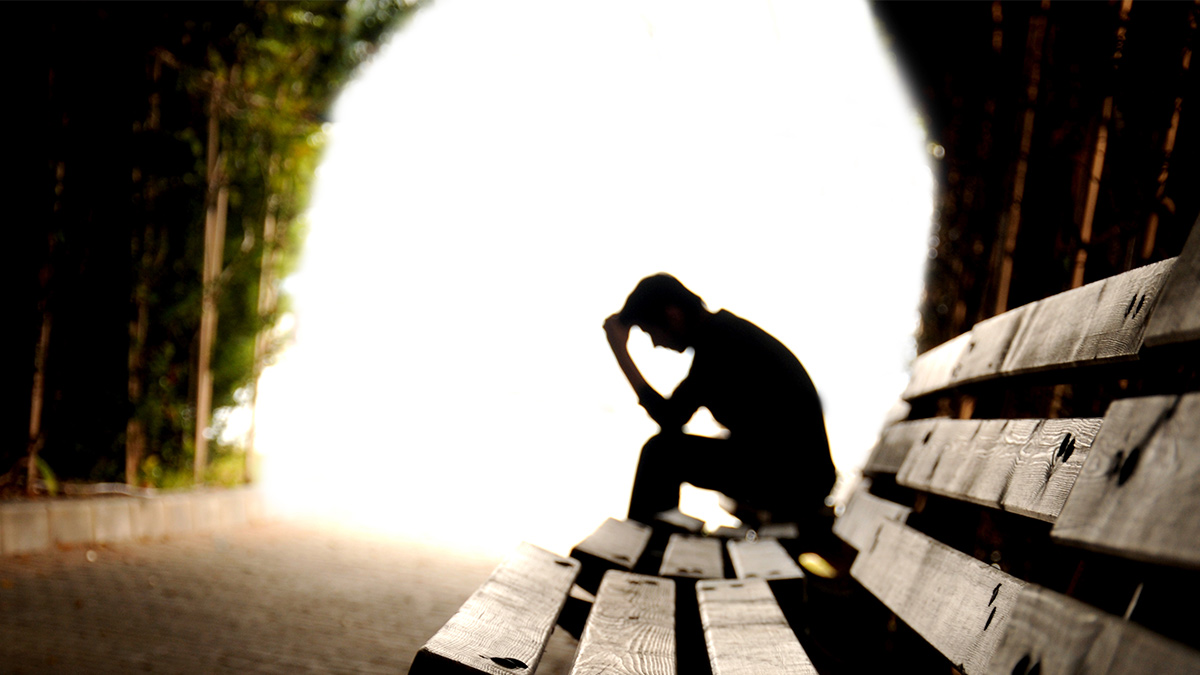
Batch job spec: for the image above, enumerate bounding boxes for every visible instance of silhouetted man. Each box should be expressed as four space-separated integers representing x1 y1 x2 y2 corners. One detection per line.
605 274 835 531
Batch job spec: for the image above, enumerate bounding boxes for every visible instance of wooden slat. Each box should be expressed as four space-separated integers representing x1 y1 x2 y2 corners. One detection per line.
1144 219 1200 348
1000 258 1175 375
903 331 972 399
712 522 800 540
948 304 1031 386
832 481 911 552
697 578 818 675
411 542 580 674
569 571 675 675
987 584 1200 675
897 418 982 492
660 534 725 579
570 517 653 594
897 417 1103 522
727 538 803 580
1052 392 1200 568
863 418 939 477
851 520 1024 674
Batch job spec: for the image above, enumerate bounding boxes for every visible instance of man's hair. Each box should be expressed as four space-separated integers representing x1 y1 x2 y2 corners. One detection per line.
618 273 707 328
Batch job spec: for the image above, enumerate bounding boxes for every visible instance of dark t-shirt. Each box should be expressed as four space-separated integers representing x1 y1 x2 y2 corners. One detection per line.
636 310 835 505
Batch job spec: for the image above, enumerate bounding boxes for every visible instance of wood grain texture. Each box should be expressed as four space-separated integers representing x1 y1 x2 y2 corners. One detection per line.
988 584 1200 675
1144 218 1200 347
696 579 817 675
411 542 580 675
850 520 1024 674
897 419 983 492
660 534 725 579
569 571 675 675
1052 392 1200 568
863 418 939 477
727 538 803 580
832 481 911 552
1000 258 1175 375
903 331 972 400
949 304 1031 386
570 518 653 594
897 417 1103 522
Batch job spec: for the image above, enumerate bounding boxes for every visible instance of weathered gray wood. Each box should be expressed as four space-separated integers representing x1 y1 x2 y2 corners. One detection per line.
903 331 972 399
832 481 911 552
569 571 675 675
850 520 1024 674
570 517 653 594
863 418 939 477
660 534 724 579
1144 218 1200 347
1000 258 1175 375
712 523 800 540
1053 392 1200 568
897 418 983 492
897 417 1103 522
696 579 817 675
727 538 803 580
949 304 1031 386
411 542 580 674
988 584 1200 675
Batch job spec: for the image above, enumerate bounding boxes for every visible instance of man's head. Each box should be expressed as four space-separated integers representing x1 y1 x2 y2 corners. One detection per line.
618 274 707 351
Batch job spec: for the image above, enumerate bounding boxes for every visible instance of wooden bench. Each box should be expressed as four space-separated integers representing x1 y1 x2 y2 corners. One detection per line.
412 220 1200 674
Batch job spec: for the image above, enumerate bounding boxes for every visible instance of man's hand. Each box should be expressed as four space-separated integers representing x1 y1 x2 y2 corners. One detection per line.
603 313 630 346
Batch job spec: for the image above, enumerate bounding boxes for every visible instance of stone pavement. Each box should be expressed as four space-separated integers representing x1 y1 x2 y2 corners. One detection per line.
0 521 580 674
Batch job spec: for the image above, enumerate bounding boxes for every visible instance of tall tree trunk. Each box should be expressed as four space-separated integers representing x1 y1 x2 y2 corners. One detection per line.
195 80 226 485
27 310 52 495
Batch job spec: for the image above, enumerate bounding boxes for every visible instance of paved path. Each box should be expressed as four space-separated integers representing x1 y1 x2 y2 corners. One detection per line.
0 521 580 674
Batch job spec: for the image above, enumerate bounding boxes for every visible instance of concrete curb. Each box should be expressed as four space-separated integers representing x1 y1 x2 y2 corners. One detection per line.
0 486 269 556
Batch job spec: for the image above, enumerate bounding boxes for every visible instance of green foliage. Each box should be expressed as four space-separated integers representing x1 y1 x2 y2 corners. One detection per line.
24 2 420 486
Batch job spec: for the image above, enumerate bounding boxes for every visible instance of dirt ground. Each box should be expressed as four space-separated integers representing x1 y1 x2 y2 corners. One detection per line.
0 520 580 674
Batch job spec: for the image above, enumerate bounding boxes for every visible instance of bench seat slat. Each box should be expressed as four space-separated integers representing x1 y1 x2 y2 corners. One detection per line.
697 579 817 675
727 538 803 580
988 584 1200 675
569 571 675 675
851 520 1025 674
1053 392 1200 569
570 517 653 594
897 417 1102 522
660 534 725 579
411 542 580 675
832 482 911 551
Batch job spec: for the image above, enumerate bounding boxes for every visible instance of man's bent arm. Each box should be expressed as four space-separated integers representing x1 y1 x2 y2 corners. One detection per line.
603 314 692 429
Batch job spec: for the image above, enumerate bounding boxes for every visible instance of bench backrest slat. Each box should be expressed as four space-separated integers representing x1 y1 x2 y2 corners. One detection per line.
988 584 1200 675
897 417 1103 522
727 538 803 580
660 534 725 579
851 519 1025 674
902 258 1177 401
569 571 675 675
863 418 939 477
1143 218 1200 348
412 542 580 675
570 517 653 594
1001 258 1174 376
696 578 818 675
832 481 911 551
1052 392 1200 569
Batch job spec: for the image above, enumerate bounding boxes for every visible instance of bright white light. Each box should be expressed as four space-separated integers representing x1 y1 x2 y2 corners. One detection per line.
256 0 931 557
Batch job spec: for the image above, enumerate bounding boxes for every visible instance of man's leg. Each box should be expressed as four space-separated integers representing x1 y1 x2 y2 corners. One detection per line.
626 432 731 524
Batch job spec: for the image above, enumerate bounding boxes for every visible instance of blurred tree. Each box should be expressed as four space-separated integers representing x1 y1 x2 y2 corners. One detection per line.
11 1 419 495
